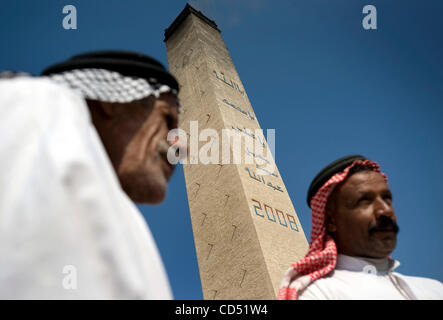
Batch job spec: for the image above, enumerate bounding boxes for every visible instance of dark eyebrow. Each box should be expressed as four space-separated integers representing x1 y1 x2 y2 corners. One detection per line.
351 188 393 204
355 184 392 195
353 190 374 198
342 191 372 208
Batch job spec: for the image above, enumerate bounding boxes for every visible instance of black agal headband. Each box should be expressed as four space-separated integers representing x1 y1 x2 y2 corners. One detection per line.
41 50 179 104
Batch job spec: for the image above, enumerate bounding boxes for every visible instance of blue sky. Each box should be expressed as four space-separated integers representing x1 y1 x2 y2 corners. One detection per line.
1 0 442 299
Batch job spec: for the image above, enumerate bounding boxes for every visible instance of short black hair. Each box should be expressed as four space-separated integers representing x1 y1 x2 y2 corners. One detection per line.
347 164 374 177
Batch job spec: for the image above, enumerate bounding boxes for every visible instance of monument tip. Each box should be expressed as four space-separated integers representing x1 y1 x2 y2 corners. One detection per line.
164 3 220 42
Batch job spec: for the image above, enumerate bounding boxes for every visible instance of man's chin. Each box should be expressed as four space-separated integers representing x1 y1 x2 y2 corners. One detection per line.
370 237 397 258
119 170 168 204
127 184 167 204
145 188 167 204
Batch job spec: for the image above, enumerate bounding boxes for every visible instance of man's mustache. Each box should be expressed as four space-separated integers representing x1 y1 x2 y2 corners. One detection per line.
369 216 400 235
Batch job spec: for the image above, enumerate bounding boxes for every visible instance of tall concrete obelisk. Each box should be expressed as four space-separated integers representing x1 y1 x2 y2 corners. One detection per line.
164 4 308 300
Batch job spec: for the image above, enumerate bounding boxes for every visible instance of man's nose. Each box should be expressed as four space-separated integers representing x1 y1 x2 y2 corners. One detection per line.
168 132 188 156
373 196 394 219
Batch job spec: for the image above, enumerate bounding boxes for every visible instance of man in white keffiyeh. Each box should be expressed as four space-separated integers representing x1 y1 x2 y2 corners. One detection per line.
278 155 443 300
41 51 183 204
0 51 183 299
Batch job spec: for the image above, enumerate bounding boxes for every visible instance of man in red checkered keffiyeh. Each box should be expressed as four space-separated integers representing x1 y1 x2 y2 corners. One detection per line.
278 155 443 300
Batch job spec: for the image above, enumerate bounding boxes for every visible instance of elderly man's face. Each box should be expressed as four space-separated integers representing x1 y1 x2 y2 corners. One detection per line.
89 92 179 204
326 170 399 259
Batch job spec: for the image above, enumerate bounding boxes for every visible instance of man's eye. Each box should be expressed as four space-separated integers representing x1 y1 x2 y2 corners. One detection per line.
358 197 371 204
165 113 176 128
165 114 172 126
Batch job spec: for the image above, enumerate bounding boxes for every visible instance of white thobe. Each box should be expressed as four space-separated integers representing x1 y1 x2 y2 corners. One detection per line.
0 77 172 299
299 254 443 300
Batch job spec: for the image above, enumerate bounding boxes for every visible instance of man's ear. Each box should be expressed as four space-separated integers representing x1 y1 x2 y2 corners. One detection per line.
86 99 114 117
98 101 114 117
325 210 337 233
325 188 339 233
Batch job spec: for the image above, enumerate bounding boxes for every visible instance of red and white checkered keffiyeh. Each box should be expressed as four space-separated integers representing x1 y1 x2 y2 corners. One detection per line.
277 159 387 300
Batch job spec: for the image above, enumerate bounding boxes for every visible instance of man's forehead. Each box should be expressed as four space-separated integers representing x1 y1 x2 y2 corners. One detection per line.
340 171 389 194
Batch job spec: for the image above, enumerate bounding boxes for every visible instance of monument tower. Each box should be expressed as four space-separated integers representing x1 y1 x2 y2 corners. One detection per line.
164 4 309 299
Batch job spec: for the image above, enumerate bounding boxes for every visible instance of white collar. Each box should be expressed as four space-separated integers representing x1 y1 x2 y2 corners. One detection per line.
335 254 400 274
